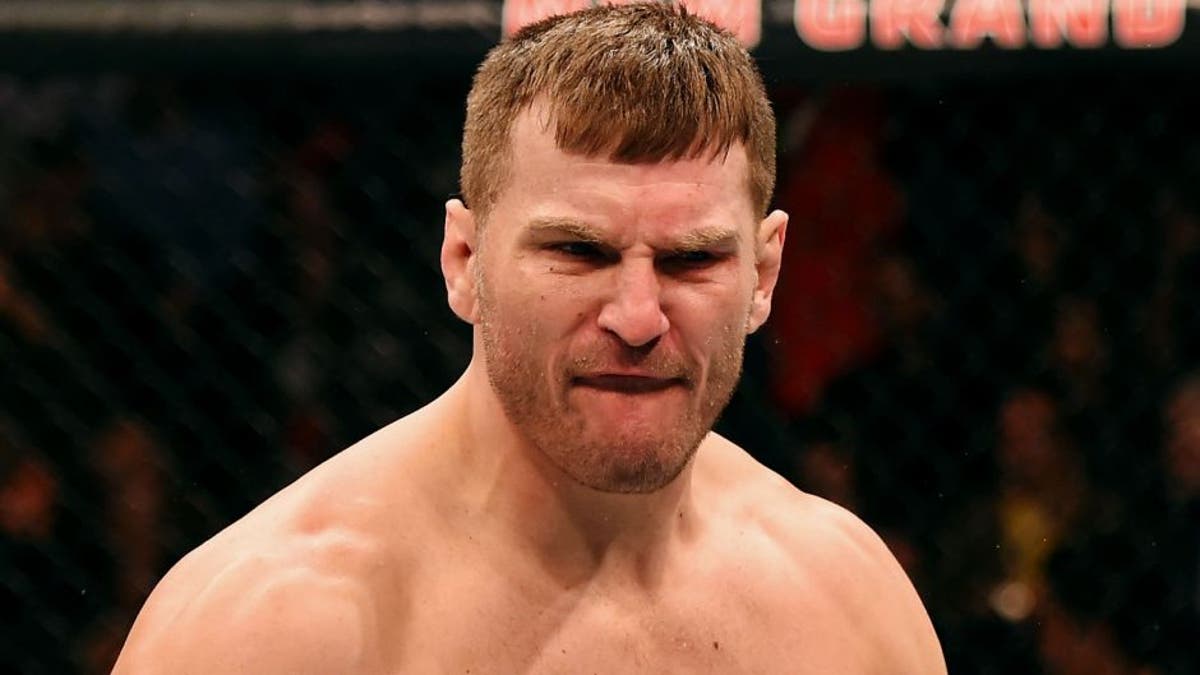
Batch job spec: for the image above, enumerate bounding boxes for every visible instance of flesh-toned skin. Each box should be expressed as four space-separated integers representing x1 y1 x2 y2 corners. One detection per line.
114 109 946 674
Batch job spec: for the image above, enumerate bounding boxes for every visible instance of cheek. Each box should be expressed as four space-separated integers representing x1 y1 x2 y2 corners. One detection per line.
672 285 750 334
487 273 597 356
665 294 748 371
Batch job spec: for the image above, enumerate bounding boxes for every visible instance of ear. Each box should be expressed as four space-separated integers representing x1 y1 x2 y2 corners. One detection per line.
747 209 788 334
441 199 480 324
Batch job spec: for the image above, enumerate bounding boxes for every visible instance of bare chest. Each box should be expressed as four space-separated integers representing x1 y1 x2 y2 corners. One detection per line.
383 560 879 674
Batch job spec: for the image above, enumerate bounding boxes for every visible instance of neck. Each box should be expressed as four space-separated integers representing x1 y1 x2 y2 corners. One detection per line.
431 359 701 589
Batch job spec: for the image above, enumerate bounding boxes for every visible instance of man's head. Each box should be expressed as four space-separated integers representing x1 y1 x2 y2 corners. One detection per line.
460 2 776 224
442 2 785 495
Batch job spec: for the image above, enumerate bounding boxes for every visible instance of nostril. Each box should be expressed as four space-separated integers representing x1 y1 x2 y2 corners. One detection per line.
625 335 661 354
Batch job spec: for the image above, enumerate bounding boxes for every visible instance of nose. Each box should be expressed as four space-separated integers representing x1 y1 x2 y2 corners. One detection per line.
597 258 670 348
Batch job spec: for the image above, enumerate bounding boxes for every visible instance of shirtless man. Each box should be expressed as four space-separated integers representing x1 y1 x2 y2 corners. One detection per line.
114 4 946 673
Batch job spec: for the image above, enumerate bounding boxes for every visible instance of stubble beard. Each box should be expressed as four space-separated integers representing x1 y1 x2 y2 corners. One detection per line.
477 285 745 494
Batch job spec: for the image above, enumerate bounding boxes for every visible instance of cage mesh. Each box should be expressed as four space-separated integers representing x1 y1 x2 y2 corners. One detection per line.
0 68 1197 673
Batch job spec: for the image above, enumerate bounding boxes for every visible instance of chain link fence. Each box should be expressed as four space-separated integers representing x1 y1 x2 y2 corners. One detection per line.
1 65 1197 675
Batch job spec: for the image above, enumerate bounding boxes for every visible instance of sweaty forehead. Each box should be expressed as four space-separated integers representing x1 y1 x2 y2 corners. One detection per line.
497 106 756 224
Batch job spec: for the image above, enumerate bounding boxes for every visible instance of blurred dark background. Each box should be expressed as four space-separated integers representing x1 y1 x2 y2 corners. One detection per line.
2 2 1198 673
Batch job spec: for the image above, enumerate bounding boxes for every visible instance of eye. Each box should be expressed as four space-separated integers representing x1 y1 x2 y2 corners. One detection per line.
659 249 722 272
672 250 716 264
548 241 606 260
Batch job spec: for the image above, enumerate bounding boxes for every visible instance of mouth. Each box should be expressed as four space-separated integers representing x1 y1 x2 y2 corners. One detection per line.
572 374 686 394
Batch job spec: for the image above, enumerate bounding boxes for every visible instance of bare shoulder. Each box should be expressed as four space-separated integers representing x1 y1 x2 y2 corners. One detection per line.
114 426 422 674
700 435 947 674
113 537 381 674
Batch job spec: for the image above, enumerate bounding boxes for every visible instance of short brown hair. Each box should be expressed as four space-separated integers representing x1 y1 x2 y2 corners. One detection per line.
461 2 776 221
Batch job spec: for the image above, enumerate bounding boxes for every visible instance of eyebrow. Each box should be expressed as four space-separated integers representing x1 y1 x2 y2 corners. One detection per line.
525 217 604 242
673 226 740 251
524 217 741 251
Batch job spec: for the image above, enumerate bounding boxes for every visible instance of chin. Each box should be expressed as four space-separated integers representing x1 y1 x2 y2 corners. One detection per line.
556 430 699 494
576 461 682 494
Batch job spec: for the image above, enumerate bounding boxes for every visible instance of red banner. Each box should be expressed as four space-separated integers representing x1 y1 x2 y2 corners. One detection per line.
502 0 762 47
794 0 1185 51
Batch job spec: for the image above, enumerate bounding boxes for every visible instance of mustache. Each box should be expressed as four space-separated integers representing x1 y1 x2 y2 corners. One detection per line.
564 342 696 382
